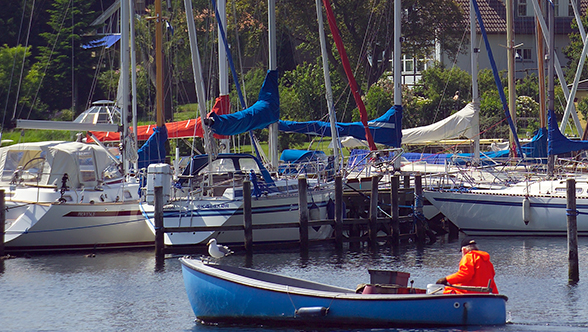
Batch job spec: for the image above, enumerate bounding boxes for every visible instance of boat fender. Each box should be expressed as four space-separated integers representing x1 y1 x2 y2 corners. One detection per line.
295 306 328 317
522 198 530 225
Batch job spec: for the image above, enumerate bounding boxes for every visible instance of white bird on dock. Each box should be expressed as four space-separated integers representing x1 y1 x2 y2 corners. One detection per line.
207 238 233 259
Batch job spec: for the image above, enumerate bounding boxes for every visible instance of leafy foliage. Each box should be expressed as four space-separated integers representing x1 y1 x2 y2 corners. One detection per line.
404 63 471 128
34 0 97 117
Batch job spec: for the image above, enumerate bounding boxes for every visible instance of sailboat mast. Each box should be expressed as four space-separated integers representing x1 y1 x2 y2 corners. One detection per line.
536 0 546 129
315 0 340 173
506 0 517 157
547 0 555 175
268 0 279 170
120 0 130 172
470 0 480 164
217 0 230 153
394 0 401 107
130 0 139 170
155 0 164 128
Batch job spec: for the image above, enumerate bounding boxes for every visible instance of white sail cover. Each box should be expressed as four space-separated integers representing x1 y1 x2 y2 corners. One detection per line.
401 103 477 144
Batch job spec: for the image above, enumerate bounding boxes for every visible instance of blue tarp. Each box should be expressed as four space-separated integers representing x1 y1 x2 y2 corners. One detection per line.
137 125 168 170
207 70 279 136
82 34 121 49
279 105 403 147
403 127 547 166
403 153 452 164
451 128 547 164
280 149 327 163
548 109 588 156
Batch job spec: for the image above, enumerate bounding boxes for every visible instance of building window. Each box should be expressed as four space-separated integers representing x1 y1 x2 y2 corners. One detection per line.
518 0 531 17
555 0 573 17
402 55 414 73
516 48 533 61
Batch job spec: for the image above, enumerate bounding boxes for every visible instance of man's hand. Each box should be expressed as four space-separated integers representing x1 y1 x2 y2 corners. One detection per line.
436 277 448 285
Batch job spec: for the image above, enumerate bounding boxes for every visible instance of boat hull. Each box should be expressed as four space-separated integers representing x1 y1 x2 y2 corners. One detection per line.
4 188 153 252
142 190 333 245
180 258 507 327
424 190 588 236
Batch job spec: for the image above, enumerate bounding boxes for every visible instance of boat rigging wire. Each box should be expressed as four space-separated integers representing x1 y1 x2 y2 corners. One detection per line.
23 0 74 121
9 0 36 124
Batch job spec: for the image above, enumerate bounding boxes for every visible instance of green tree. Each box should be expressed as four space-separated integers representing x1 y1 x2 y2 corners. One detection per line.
404 63 471 128
33 0 99 118
563 14 588 83
0 44 47 128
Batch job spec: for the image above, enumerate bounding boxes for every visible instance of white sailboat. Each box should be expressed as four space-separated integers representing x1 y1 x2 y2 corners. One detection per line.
424 0 588 236
138 0 334 246
4 0 153 252
3 141 151 252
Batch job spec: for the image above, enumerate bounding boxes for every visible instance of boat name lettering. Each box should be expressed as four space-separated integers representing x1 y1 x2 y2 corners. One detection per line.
196 203 229 209
76 212 95 217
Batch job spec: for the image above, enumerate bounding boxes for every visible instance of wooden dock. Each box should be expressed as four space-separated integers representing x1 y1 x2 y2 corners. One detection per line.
154 174 444 259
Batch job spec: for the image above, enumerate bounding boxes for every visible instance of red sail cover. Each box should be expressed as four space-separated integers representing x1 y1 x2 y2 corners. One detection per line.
322 0 377 151
89 95 230 142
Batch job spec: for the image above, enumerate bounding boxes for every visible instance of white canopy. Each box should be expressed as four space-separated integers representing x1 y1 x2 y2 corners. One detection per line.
0 141 121 188
401 102 477 144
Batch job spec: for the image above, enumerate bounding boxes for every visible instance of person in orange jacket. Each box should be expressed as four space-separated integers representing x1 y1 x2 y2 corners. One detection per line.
436 238 499 294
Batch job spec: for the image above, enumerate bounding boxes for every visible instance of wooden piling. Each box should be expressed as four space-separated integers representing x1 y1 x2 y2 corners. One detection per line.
0 190 4 256
334 175 343 250
404 175 410 189
415 174 425 244
243 180 253 254
567 178 579 283
298 177 309 251
154 186 164 263
369 176 379 248
390 176 400 246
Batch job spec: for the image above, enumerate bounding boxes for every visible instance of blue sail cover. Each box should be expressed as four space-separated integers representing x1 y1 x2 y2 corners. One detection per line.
207 70 279 136
451 127 547 164
279 105 403 147
548 109 588 156
137 125 168 170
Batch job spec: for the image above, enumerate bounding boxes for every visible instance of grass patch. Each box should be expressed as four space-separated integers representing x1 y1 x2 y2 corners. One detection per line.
2 129 75 145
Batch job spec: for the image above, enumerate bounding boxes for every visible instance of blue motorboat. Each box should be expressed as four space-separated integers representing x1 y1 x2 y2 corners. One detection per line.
180 258 508 327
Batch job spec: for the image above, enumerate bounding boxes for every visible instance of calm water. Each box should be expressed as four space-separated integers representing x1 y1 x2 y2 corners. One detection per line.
2 237 588 331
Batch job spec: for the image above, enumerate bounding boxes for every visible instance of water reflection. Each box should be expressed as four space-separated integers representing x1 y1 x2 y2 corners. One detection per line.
3 238 588 331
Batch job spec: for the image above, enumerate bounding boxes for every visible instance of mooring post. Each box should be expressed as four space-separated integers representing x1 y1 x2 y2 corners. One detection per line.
567 178 579 283
298 176 309 252
415 174 425 244
334 175 343 250
390 176 400 246
404 175 410 189
243 180 253 254
0 190 5 256
369 176 380 248
154 186 164 263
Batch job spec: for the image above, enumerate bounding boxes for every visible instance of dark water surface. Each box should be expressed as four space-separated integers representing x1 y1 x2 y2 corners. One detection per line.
2 237 588 331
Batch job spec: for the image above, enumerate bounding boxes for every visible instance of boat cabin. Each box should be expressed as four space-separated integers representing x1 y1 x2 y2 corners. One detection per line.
0 141 124 190
177 154 276 197
74 100 121 125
